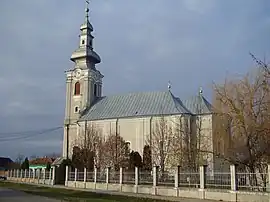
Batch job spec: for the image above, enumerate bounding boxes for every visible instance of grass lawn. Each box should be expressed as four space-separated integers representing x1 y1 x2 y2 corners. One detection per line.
0 181 168 202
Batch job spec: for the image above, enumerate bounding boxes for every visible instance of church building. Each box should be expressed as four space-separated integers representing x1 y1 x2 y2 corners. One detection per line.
62 3 227 172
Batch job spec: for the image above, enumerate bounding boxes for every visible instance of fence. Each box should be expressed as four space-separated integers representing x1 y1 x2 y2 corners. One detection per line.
5 164 270 202
66 165 270 193
7 168 55 186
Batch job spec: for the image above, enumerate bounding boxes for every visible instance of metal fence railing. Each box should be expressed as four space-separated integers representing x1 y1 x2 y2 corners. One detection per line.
122 172 135 184
237 172 269 192
86 172 94 182
179 172 200 188
206 172 231 190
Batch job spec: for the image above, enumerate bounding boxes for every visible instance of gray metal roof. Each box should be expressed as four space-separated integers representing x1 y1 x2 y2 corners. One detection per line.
80 91 191 121
183 94 213 114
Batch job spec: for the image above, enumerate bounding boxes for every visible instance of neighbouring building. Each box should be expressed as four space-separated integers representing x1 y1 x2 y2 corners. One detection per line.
61 3 230 173
0 157 13 176
29 157 55 170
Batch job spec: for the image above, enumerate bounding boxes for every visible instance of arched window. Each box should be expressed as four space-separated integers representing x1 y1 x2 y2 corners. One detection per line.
94 84 97 96
74 82 80 95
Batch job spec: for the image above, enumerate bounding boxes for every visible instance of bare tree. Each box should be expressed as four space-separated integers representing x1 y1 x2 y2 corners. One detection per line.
73 123 104 171
213 68 270 178
15 154 25 164
169 115 192 170
149 116 174 175
102 132 130 171
73 123 130 171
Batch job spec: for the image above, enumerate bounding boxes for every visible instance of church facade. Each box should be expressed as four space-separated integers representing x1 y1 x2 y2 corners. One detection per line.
62 5 228 172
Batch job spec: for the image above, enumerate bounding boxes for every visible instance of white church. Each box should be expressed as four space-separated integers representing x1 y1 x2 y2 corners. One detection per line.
61 3 228 172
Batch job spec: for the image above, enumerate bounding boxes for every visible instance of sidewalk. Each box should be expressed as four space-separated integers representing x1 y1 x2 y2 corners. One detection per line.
7 180 221 202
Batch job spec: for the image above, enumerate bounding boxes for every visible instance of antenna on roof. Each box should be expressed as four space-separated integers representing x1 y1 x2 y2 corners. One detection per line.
168 81 171 91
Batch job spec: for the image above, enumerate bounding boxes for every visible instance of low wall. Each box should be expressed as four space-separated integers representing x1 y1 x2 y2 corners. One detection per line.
66 181 270 202
7 177 53 186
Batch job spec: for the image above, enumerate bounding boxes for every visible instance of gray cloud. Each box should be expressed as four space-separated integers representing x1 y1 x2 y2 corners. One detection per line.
0 0 270 159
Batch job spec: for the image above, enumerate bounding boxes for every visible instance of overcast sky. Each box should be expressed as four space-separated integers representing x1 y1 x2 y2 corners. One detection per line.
0 0 270 160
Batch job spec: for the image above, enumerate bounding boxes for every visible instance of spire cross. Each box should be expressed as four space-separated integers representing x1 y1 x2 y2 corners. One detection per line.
199 87 203 95
168 81 172 91
85 0 90 19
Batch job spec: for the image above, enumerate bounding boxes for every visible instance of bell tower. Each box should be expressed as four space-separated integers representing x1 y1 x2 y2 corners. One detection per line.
63 1 103 158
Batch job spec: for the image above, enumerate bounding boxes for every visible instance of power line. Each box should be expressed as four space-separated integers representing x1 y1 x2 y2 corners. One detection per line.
0 126 63 136
0 127 63 142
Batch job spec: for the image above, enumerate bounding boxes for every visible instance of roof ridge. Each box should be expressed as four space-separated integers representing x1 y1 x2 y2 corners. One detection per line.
183 94 213 114
168 91 191 114
101 90 169 98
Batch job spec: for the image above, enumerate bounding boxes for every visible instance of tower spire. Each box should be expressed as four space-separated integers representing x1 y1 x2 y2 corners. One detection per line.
70 0 101 65
85 0 90 22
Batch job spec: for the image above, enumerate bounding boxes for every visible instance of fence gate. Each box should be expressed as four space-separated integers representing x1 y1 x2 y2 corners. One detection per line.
54 165 66 185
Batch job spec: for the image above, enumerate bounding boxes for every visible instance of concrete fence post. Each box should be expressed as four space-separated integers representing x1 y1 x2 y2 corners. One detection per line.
74 168 77 182
83 167 87 188
94 167 97 190
65 166 69 186
174 166 180 188
174 166 180 197
153 166 158 187
37 169 40 181
74 168 77 188
106 167 111 190
24 169 27 178
199 165 206 189
119 167 123 191
33 169 35 180
51 167 56 186
83 167 87 183
152 166 158 195
134 167 139 193
94 167 97 183
199 165 207 200
106 167 110 184
135 167 139 185
230 164 237 191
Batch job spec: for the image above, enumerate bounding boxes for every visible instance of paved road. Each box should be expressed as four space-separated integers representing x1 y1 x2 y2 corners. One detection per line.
0 188 60 202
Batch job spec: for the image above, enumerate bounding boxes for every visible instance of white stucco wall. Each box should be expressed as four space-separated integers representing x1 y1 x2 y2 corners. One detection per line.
63 113 219 171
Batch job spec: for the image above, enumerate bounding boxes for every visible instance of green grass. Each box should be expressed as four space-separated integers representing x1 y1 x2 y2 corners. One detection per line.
0 181 168 202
